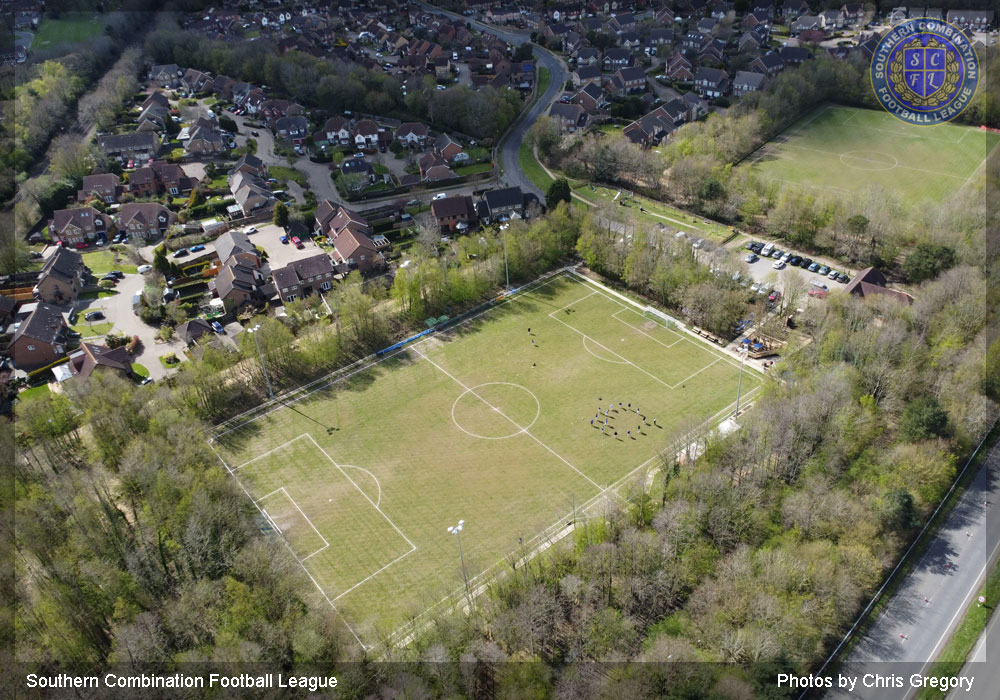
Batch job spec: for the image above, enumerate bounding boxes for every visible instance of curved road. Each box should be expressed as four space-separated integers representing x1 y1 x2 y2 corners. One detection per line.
415 2 568 200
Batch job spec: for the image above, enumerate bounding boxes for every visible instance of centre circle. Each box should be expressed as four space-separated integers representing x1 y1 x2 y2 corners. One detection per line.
839 151 899 171
451 382 541 439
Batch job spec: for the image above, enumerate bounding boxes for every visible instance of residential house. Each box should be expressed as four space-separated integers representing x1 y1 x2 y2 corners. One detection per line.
743 9 772 29
945 10 994 30
353 119 379 150
77 174 124 204
229 154 268 180
431 195 477 232
666 51 694 80
548 102 587 133
319 116 352 147
779 45 812 65
575 82 609 112
116 203 177 241
272 254 336 303
576 47 601 65
623 98 688 147
129 161 198 197
483 187 525 221
274 115 309 145
572 65 602 88
141 91 171 112
602 48 635 70
185 118 229 155
613 66 647 94
211 259 268 311
97 132 161 161
329 230 387 275
66 343 134 381
314 201 369 240
434 134 469 163
649 28 674 46
841 3 864 24
181 68 212 94
751 0 777 17
732 70 767 96
821 9 844 28
682 31 711 53
844 267 913 304
340 157 377 188
231 178 276 217
50 207 113 245
655 6 676 24
396 122 431 148
783 0 811 19
696 18 718 34
791 15 823 35
136 102 169 132
751 52 784 76
10 303 69 371
693 67 730 97
215 230 261 268
609 12 636 33
34 248 88 305
149 63 181 86
176 318 215 345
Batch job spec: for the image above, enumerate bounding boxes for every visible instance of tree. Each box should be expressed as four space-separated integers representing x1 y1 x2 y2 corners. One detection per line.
983 337 1000 402
218 115 238 133
899 396 949 442
903 243 956 283
546 178 572 208
50 135 95 182
273 202 289 229
152 245 171 276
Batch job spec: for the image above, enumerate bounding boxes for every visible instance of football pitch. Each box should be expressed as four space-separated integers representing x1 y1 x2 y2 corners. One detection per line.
210 272 761 649
749 104 1000 204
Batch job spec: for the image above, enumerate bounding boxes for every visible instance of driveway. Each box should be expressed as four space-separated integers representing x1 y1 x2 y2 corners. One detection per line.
251 223 328 269
72 272 188 380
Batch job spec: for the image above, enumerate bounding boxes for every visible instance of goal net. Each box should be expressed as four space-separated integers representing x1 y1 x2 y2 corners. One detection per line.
643 306 677 331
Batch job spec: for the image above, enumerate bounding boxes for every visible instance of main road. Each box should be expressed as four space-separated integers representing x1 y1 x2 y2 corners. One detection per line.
415 2 569 200
822 435 1000 700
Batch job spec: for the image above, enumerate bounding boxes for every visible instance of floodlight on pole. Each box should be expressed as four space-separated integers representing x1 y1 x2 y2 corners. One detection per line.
247 324 274 399
447 519 470 597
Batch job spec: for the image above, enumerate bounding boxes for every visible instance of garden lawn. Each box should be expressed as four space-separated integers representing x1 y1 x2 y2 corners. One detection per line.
82 249 138 275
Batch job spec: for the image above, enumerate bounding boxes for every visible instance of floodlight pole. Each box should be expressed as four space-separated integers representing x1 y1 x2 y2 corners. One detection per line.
500 223 510 290
448 519 470 597
733 347 747 418
249 324 274 399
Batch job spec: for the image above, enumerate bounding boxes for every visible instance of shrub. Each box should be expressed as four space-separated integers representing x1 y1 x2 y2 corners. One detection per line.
899 396 949 442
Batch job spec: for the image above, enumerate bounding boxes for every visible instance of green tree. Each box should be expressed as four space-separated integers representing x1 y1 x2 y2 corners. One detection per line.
218 115 238 133
152 245 171 276
899 396 949 442
546 178 572 208
903 243 956 283
273 202 289 229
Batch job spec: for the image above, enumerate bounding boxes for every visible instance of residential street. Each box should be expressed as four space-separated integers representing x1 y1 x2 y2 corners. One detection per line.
824 436 1000 700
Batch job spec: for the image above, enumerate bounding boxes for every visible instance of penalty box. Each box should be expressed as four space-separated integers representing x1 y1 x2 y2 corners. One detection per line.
239 434 415 602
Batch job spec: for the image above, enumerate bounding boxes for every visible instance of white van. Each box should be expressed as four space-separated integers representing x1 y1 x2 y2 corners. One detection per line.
810 279 828 291
760 243 774 257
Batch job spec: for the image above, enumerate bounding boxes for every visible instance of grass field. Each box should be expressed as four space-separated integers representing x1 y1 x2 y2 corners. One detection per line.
81 249 137 275
31 14 104 49
518 140 556 192
574 183 735 240
211 272 761 649
750 105 1000 204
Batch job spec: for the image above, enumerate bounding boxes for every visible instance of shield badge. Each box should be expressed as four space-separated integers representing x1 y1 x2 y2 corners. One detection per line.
903 45 947 99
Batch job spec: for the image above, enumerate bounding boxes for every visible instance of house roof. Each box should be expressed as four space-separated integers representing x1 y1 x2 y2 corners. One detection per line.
176 318 214 343
484 186 523 212
117 202 175 229
424 164 456 181
734 70 766 88
397 122 429 138
332 230 380 265
272 253 335 289
51 206 110 234
575 65 601 79
341 157 375 176
431 195 475 219
40 247 86 285
97 131 159 152
215 229 257 264
12 302 66 345
69 343 131 379
843 267 913 304
549 102 585 121
354 118 378 136
79 173 121 194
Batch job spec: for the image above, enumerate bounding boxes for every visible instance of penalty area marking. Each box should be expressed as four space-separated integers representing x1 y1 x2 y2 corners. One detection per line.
257 486 330 563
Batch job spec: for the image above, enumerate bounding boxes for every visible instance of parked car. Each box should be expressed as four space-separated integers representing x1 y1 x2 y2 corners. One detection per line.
432 192 447 201
745 253 759 263
110 270 125 279
799 257 813 269
172 249 189 258
780 252 792 262
280 235 289 244
817 265 830 275
100 273 118 282
808 262 820 272
773 260 786 270
84 311 104 321
768 289 782 302
771 248 783 258
406 199 421 207
789 255 802 266
836 273 849 283
74 242 90 249
245 226 257 234
251 130 259 137
30 251 43 259
292 236 303 248
137 264 153 273
189 244 205 253
827 269 840 280
140 377 154 385
211 320 225 334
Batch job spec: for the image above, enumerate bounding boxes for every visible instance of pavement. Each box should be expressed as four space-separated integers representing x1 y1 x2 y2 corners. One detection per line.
949 597 1000 699
822 437 1000 700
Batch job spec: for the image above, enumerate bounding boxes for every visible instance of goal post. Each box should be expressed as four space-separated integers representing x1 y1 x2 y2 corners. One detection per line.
643 306 677 331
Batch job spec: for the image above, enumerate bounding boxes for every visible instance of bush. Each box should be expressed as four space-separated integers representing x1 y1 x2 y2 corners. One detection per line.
903 243 956 283
899 396 949 442
98 279 116 289
126 335 142 354
105 333 128 349
162 352 179 366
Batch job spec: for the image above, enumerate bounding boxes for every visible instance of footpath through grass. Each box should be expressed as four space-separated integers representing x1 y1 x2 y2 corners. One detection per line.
916 560 1000 699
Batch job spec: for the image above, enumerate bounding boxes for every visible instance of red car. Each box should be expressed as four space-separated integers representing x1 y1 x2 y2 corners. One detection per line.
291 236 303 248
74 241 89 249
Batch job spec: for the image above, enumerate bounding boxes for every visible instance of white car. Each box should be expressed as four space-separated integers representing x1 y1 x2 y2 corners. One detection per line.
432 192 447 200
773 260 786 270
245 226 257 234
137 264 153 274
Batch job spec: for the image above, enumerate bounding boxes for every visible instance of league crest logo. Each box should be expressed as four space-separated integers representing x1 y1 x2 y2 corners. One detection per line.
871 19 979 125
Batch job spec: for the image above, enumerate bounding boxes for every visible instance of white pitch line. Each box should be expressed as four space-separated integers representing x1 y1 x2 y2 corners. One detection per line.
305 434 417 550
234 434 310 470
342 465 383 508
551 289 598 315
258 487 286 502
301 543 330 562
207 442 368 651
333 546 417 602
612 308 683 348
413 347 604 492
280 486 331 551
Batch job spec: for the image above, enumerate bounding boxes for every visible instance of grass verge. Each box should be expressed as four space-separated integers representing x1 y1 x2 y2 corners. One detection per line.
517 141 555 192
131 363 150 379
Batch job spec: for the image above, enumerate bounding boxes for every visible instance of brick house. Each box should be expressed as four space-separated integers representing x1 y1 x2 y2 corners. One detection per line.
548 102 587 133
330 230 387 275
10 302 69 371
272 253 337 303
34 247 88 305
483 186 524 222
66 343 134 381
97 132 161 161
50 207 113 245
396 122 430 148
353 119 379 149
116 203 177 241
211 259 268 311
431 195 477 232
693 67 730 97
732 70 767 96
77 173 124 204
128 161 198 197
